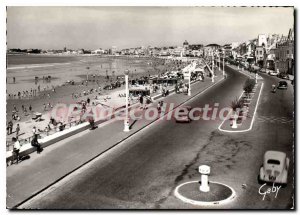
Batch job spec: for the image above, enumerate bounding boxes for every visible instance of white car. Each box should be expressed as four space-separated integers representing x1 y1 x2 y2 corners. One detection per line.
258 151 289 186
269 70 279 76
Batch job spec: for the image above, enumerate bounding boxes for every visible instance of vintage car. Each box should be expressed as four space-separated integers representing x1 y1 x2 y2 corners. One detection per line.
175 106 192 123
277 81 288 90
277 72 290 80
258 151 289 185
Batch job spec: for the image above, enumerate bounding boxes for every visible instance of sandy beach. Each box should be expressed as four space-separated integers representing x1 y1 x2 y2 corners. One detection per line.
6 55 183 124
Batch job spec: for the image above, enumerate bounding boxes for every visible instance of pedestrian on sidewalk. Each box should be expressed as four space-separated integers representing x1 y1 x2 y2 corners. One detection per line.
12 137 21 164
29 105 32 112
31 135 42 154
32 126 37 136
15 124 20 137
139 95 144 109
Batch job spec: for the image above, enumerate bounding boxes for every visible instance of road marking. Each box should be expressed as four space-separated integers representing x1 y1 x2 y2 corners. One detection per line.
218 82 264 133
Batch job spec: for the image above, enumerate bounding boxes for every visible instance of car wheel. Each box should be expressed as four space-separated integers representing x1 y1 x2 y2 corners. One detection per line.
257 175 264 185
281 183 287 188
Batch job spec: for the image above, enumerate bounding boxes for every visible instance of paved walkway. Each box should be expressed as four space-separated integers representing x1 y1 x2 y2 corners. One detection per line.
7 69 224 208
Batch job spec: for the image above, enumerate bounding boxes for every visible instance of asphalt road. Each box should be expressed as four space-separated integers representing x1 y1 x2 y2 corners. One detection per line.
20 66 294 209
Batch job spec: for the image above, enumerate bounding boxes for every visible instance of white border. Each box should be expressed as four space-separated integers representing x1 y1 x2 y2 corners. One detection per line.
174 180 236 206
218 82 264 133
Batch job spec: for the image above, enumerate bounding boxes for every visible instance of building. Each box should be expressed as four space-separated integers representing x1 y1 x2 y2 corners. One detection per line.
183 40 189 50
258 34 267 47
274 28 294 75
255 46 265 67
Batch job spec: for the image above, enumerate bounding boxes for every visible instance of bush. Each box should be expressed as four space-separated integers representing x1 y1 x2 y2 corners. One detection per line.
231 97 243 111
243 78 256 95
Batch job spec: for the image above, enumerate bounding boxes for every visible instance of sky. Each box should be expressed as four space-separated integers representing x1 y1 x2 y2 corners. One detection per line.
6 6 294 50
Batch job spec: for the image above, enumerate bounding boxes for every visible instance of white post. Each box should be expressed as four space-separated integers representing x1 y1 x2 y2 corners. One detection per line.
212 55 215 82
124 70 130 132
255 73 258 83
218 55 221 71
199 165 210 192
231 112 238 129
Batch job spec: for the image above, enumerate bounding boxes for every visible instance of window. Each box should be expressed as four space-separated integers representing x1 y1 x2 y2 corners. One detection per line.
267 159 280 165
260 51 262 55
287 50 289 54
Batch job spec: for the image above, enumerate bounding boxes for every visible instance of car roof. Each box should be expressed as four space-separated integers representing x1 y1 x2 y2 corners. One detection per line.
264 150 286 160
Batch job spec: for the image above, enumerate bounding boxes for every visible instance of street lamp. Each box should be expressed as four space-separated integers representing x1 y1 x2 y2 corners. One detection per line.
124 69 130 132
222 52 225 76
188 68 191 96
212 54 215 83
218 54 221 71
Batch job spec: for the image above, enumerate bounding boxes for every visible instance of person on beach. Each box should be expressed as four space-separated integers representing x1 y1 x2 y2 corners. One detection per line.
13 105 18 113
7 121 13 135
15 124 20 137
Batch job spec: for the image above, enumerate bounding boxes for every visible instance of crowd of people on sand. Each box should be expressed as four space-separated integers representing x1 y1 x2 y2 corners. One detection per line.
7 58 206 164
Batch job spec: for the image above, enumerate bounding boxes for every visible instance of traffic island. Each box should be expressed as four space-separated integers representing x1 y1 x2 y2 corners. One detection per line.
174 165 236 206
218 80 264 133
174 181 236 206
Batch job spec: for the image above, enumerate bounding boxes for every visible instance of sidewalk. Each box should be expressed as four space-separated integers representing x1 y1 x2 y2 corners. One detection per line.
7 69 224 208
226 64 263 80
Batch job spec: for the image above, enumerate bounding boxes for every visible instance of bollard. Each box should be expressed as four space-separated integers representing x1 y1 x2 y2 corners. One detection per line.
199 165 210 192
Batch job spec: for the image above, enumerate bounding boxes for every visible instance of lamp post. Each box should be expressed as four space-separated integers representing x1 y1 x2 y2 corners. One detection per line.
124 69 130 132
212 54 215 83
223 52 225 76
218 54 221 71
188 68 191 96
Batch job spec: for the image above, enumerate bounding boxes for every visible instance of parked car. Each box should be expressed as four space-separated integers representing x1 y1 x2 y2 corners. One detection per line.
277 81 288 90
260 68 267 73
175 106 192 123
258 151 289 185
269 70 279 76
278 72 290 80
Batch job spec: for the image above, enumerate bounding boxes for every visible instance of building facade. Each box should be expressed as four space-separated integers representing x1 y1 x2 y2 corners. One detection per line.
274 28 294 75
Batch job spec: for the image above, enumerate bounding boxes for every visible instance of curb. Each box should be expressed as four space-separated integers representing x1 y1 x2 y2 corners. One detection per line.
174 180 236 206
218 81 264 133
14 76 225 209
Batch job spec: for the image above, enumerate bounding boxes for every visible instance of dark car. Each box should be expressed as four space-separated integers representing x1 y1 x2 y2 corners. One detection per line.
175 106 192 123
277 81 288 90
277 72 290 80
